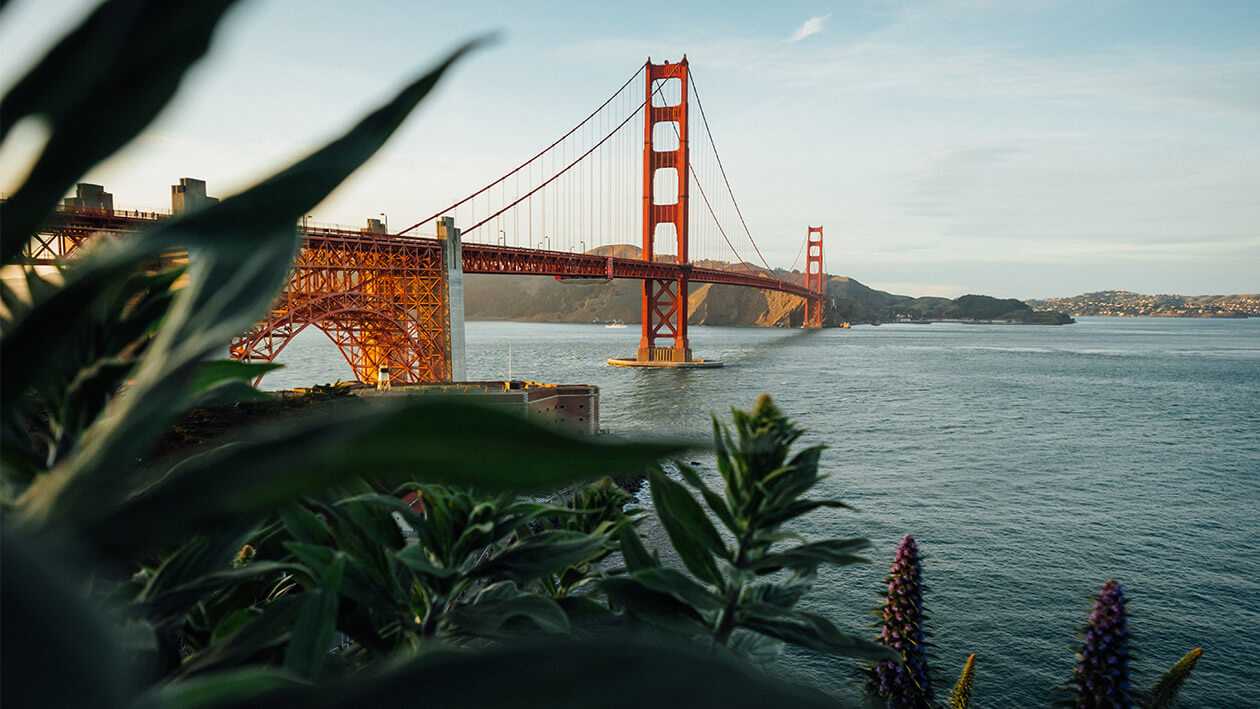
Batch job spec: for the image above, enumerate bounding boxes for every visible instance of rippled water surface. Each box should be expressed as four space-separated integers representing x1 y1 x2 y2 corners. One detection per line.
264 316 1260 706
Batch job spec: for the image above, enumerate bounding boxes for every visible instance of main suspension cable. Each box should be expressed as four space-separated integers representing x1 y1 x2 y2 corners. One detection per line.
394 61 648 237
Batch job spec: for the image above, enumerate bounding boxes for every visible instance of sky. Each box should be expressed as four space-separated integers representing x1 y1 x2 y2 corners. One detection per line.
1 0 1257 298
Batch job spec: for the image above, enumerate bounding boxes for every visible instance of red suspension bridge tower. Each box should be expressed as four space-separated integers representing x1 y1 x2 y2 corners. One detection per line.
806 226 825 327
611 57 721 368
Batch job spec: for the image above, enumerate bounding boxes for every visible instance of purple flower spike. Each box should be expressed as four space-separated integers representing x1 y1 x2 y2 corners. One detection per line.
865 534 934 708
1071 579 1132 709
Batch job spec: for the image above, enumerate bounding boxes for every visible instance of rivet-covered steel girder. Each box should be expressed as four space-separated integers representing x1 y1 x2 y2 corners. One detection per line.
37 206 824 385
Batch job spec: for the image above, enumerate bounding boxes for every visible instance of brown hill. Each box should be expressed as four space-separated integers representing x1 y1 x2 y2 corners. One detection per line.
462 245 1071 326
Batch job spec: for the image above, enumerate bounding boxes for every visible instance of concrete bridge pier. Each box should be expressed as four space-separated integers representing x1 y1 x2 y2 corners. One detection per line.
437 216 466 382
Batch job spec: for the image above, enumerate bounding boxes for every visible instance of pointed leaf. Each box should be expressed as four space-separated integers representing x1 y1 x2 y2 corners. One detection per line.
676 462 736 533
472 531 607 585
197 637 841 708
283 553 344 679
449 584 570 636
137 667 306 709
613 523 659 572
82 399 688 559
598 577 712 637
748 537 872 574
629 567 724 611
737 604 895 662
648 468 727 585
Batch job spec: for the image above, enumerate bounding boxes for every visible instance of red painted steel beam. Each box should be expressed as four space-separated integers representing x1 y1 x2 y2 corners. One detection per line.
39 209 815 299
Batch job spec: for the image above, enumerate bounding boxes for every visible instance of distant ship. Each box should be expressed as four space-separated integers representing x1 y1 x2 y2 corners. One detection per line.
605 319 626 328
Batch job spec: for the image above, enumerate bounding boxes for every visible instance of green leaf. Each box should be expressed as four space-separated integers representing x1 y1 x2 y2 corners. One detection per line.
283 553 345 679
757 498 854 529
613 522 659 572
135 667 307 709
628 568 724 611
748 537 872 574
208 637 843 708
190 360 282 396
449 583 570 636
134 561 303 629
761 445 826 508
176 595 302 679
648 468 727 586
280 504 332 546
741 571 816 610
211 609 260 645
598 577 711 637
737 603 895 662
81 399 688 559
472 530 608 586
137 530 247 603
395 544 462 582
676 462 736 533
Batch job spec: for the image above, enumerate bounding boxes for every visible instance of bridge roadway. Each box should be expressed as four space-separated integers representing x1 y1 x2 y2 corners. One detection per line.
36 207 815 300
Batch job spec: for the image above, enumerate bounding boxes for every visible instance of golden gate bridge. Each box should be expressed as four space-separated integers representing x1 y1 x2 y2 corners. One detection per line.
29 58 828 385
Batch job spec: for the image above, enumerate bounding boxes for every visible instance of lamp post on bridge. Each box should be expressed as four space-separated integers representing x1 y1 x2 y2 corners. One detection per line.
498 229 505 246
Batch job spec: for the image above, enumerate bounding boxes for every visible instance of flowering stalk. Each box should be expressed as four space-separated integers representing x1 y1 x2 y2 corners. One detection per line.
1071 579 1132 708
948 654 975 709
1145 647 1203 709
865 534 933 708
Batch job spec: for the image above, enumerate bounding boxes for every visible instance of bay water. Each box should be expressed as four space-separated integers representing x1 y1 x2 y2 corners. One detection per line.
262 316 1259 706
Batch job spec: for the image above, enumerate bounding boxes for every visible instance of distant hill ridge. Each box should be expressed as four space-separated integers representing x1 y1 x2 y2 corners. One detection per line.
1026 291 1259 318
464 245 1073 326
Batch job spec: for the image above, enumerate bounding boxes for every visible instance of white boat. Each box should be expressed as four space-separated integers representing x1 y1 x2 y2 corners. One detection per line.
605 319 626 328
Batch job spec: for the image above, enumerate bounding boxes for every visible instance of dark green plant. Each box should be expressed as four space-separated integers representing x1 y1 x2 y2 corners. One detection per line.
600 394 893 666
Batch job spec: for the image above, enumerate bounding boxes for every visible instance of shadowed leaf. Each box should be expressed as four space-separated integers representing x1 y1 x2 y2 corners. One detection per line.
283 553 344 679
82 399 687 559
739 603 895 662
185 637 845 709
1 527 130 708
649 467 727 585
748 537 872 574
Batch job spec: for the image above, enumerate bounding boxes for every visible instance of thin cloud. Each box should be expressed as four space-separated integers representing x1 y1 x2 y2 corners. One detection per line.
790 14 830 42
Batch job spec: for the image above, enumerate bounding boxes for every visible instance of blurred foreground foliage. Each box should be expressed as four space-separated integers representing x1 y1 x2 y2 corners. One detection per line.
0 2 1201 708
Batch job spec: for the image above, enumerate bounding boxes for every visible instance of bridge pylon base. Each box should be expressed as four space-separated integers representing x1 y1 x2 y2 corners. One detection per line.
607 355 723 369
